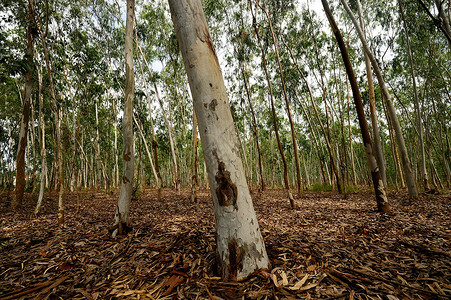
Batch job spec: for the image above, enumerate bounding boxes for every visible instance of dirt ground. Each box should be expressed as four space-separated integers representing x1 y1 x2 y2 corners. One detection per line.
0 187 450 299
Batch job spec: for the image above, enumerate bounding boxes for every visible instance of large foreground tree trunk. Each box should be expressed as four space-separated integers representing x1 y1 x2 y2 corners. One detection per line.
322 0 390 212
113 0 135 237
168 0 269 281
13 1 34 209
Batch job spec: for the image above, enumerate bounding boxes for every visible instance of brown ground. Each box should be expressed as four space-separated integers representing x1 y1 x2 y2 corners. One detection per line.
0 187 450 299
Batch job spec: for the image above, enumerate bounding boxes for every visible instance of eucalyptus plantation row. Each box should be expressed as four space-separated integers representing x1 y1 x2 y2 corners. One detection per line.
1 0 450 211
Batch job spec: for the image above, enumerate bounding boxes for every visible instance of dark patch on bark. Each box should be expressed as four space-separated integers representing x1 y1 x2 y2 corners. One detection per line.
122 176 130 184
209 83 213 87
189 63 195 68
228 239 244 281
215 162 238 209
209 99 218 111
204 103 208 109
124 151 131 161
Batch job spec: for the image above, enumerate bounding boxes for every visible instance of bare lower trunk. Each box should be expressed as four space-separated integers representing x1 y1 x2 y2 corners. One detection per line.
13 4 34 208
191 108 199 202
56 109 64 224
323 0 390 212
357 0 387 187
250 2 294 207
113 0 135 237
341 0 418 199
168 0 269 280
399 0 428 191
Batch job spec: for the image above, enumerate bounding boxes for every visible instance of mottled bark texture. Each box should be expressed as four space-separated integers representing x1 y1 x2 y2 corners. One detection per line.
113 0 135 237
168 0 269 280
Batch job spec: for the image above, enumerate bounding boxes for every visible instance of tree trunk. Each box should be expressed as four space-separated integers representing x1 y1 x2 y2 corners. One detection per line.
35 64 46 214
113 0 135 237
258 2 303 198
250 1 295 207
13 2 34 208
241 66 265 192
135 42 163 197
340 0 418 199
153 81 179 193
357 0 387 187
191 107 199 202
168 0 269 281
322 0 390 212
398 0 428 190
133 115 158 191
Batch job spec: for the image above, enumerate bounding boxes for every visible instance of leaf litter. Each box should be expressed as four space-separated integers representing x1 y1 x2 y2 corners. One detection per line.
0 187 450 299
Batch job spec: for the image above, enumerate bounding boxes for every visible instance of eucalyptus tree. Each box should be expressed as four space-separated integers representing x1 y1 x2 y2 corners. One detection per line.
11 0 35 208
322 0 390 212
341 0 419 199
167 0 269 280
112 0 135 237
249 0 295 207
398 0 428 190
356 0 387 188
257 0 303 198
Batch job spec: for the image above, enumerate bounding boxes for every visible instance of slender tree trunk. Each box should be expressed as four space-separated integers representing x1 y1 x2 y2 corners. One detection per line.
35 63 46 214
13 2 34 208
168 0 269 280
398 0 429 191
56 108 64 224
341 0 418 199
135 54 162 199
250 1 294 207
322 0 390 212
133 115 158 191
31 0 65 222
153 81 179 193
357 0 387 187
113 0 135 237
191 108 199 202
258 2 302 198
241 66 265 192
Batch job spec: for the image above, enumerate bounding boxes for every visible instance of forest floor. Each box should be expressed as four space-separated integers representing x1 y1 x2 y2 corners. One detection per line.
0 187 450 299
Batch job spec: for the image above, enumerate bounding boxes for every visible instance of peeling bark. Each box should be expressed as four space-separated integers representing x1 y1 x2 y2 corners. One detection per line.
168 0 269 280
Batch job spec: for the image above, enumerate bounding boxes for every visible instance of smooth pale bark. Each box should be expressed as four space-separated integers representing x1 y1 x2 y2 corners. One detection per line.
168 0 269 281
341 0 418 199
191 108 199 202
357 0 387 187
56 108 64 224
113 0 135 237
13 1 34 208
398 0 428 190
322 0 390 212
250 1 295 206
35 64 46 214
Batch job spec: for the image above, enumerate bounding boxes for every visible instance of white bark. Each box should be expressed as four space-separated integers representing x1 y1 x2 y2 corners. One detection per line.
168 0 269 280
114 0 135 236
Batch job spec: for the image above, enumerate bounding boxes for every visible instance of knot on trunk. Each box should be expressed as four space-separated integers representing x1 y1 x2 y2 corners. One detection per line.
215 162 238 209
